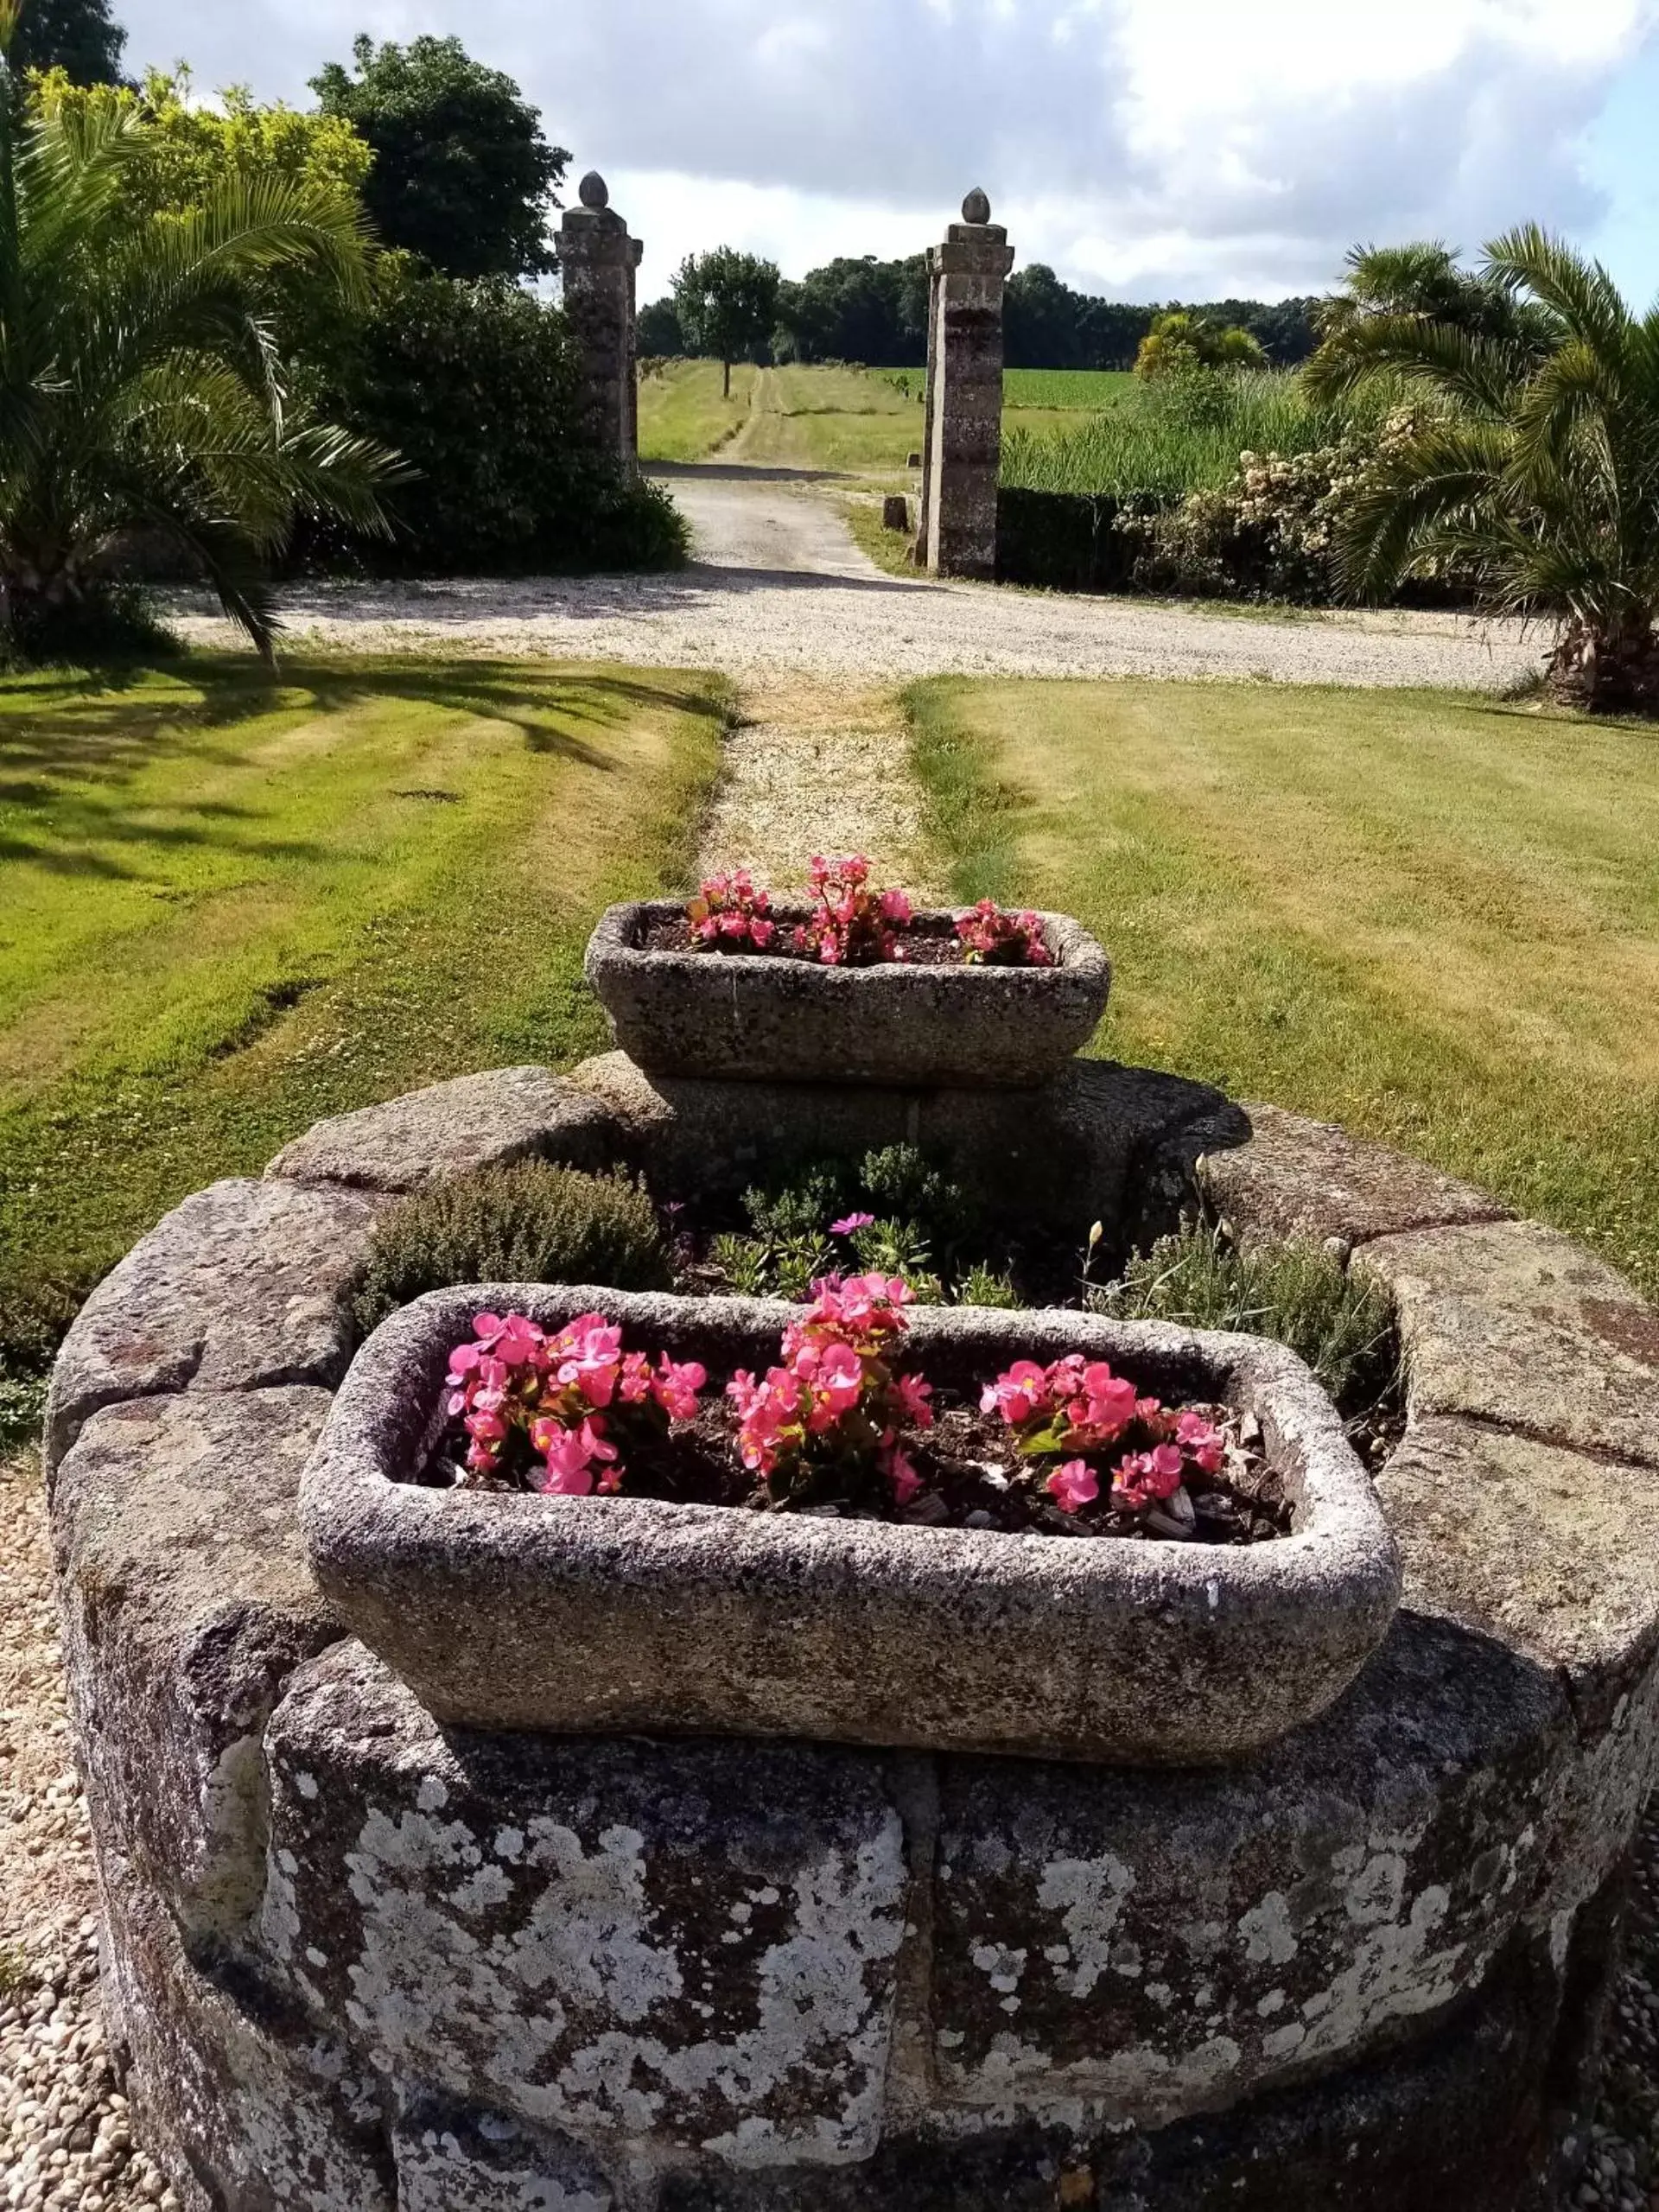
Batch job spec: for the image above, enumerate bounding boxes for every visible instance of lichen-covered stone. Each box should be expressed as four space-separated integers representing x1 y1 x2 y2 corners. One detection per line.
303 1287 1399 1763
264 1066 620 1192
391 2099 615 2211
52 1387 338 1940
99 1847 396 2212
658 1914 1592 2211
927 1609 1570 2124
1161 1102 1508 1254
1377 1414 1659 1722
569 1046 1237 1239
260 1642 910 2168
46 1176 385 1472
584 901 1111 1088
1357 1219 1659 1470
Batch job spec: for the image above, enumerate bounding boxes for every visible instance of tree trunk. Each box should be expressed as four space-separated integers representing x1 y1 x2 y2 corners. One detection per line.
722 358 731 400
1547 616 1659 715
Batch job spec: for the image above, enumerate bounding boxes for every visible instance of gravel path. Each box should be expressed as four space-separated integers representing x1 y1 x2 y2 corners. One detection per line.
170 467 1544 692
1 1452 174 2212
698 674 943 898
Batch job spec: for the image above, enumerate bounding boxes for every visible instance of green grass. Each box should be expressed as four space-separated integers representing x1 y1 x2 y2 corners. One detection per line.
639 364 1139 479
999 369 1370 499
0 654 724 1366
909 677 1659 1300
637 360 758 463
731 365 923 475
1002 369 1136 413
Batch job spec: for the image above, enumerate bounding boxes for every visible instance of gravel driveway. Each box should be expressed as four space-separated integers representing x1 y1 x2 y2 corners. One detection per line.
171 467 1544 692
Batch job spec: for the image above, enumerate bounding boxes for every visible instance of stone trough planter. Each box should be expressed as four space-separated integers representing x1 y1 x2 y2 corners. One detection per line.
302 1284 1401 1764
583 898 1112 1085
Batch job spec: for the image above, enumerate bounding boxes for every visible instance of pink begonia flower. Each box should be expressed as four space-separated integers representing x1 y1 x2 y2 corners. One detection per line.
749 917 776 948
1047 1460 1100 1514
982 1359 1051 1424
887 1446 924 1507
896 1371 935 1427
618 1351 653 1403
1079 1363 1138 1435
652 1357 707 1422
1176 1410 1226 1473
831 1211 876 1236
880 888 912 924
816 1341 866 1415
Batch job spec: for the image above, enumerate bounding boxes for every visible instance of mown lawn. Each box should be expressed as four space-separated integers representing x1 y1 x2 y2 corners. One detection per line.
0 655 723 1375
638 362 1135 475
910 677 1659 1299
636 360 757 463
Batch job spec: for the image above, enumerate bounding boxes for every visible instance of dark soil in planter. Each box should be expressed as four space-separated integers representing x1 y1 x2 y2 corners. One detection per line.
641 917 1041 969
415 1392 1294 1547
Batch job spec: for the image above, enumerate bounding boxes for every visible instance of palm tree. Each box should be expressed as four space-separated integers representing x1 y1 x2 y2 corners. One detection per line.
1307 227 1659 713
0 0 402 661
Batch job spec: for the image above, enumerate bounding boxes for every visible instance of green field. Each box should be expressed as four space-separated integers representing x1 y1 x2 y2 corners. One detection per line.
638 361 1136 474
1003 369 1137 412
910 677 1659 1300
636 360 758 463
0 657 723 1369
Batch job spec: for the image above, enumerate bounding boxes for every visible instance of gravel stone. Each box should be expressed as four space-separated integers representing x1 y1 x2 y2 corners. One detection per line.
163 477 1545 691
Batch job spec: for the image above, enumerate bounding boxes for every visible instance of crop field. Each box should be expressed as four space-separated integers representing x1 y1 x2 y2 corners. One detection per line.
1002 368 1137 412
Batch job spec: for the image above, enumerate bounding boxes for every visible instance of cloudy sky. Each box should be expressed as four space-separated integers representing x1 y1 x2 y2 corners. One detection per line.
118 0 1659 307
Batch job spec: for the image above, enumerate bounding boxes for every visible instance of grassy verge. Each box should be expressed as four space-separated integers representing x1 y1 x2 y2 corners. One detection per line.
728 365 923 475
841 493 922 578
0 654 725 1374
908 677 1659 1299
637 361 757 463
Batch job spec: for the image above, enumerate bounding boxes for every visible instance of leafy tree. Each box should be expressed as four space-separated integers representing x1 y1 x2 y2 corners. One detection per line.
672 247 781 396
775 253 927 367
311 34 566 279
636 294 683 357
1317 226 1659 713
0 9 401 662
10 0 122 84
324 267 686 574
1135 311 1267 379
35 66 372 216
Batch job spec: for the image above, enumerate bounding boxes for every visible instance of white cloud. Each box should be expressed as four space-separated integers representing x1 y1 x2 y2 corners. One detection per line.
116 0 1659 302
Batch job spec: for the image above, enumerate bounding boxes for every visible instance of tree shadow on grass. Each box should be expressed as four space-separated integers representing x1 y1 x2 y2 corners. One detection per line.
0 657 715 801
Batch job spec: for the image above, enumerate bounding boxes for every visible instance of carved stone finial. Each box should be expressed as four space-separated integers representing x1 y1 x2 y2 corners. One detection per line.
961 187 991 226
578 171 609 211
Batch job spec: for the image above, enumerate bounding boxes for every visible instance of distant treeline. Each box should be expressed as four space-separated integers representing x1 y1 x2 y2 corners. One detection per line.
637 256 1320 372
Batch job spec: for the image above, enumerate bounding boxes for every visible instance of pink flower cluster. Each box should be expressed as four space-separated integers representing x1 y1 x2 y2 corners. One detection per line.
728 1272 933 1506
686 868 775 951
983 1354 1225 1517
795 855 913 968
955 899 1053 969
445 1311 706 1497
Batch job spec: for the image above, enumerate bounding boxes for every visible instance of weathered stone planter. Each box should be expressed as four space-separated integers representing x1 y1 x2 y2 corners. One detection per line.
584 899 1112 1084
303 1286 1400 1763
44 1053 1659 2212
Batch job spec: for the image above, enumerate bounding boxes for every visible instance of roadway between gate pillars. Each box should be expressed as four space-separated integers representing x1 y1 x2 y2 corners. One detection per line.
559 170 645 477
915 188 1015 581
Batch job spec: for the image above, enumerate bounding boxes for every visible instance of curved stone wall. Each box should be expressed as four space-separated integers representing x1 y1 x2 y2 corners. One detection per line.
45 1058 1659 2211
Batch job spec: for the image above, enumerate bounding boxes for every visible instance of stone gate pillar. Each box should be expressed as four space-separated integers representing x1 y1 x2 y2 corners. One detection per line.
915 188 1014 579
558 171 644 474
